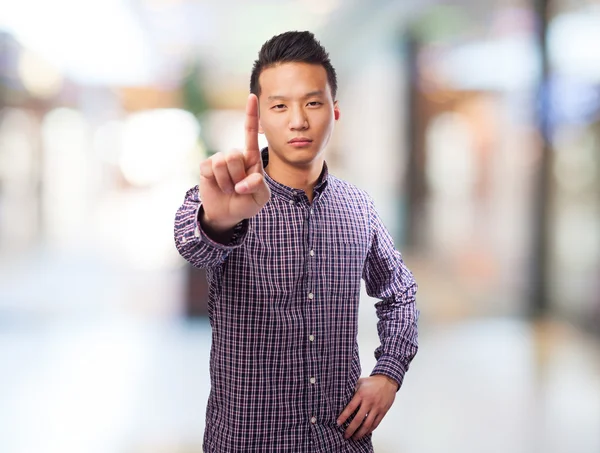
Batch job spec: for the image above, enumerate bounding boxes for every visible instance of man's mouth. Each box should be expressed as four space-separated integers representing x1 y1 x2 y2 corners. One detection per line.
288 137 313 146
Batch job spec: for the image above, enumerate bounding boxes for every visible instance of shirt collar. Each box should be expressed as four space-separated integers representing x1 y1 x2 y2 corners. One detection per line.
261 148 329 202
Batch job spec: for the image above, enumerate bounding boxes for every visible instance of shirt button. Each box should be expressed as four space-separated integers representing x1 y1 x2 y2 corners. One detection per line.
308 292 314 300
309 335 315 342
309 250 315 257
310 377 316 384
289 199 295 206
310 208 314 214
181 237 187 244
310 416 317 424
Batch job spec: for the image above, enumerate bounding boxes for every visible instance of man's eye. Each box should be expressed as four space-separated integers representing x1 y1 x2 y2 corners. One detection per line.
272 104 286 110
307 101 322 107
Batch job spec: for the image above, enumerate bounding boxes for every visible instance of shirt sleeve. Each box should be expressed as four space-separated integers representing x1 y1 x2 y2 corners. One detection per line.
174 185 249 268
363 197 419 390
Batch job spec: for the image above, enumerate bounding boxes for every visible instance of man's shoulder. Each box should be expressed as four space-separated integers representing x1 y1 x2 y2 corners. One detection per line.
327 174 372 206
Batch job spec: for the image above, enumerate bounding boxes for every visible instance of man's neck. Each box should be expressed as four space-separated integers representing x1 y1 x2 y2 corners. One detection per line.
265 156 324 203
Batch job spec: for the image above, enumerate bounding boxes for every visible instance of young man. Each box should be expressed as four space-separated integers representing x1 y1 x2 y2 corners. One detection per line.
174 31 418 453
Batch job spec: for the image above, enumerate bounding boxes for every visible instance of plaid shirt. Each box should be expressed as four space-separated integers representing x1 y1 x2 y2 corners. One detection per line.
174 152 419 453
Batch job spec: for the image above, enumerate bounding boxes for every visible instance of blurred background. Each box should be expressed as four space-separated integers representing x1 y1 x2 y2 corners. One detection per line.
0 0 599 452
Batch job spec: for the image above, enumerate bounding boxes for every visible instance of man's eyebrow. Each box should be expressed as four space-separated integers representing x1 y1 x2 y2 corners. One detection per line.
267 91 325 102
304 90 324 98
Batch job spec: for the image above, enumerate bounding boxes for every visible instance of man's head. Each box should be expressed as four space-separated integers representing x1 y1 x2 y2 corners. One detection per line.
250 31 340 174
250 31 337 101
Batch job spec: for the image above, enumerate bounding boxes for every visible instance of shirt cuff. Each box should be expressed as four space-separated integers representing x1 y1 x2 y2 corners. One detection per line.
370 355 408 391
193 204 249 250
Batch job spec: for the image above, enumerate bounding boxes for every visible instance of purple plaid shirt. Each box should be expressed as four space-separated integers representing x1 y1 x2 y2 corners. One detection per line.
174 151 418 453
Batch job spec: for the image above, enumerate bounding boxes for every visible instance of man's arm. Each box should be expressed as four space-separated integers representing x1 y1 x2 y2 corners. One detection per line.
173 185 249 269
364 197 419 387
337 196 418 440
174 93 270 268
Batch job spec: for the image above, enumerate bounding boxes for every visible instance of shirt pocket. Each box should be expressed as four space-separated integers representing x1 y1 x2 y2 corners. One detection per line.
250 239 305 301
325 241 367 298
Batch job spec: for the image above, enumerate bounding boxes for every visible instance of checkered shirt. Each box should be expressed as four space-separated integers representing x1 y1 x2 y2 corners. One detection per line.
174 152 419 453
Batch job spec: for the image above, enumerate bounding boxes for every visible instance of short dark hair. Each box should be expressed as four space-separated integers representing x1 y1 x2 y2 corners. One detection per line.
250 31 338 100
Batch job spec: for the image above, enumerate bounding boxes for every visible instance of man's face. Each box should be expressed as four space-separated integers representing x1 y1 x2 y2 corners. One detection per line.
257 62 339 169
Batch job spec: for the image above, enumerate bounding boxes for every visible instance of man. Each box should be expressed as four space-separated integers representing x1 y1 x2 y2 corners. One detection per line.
174 31 418 453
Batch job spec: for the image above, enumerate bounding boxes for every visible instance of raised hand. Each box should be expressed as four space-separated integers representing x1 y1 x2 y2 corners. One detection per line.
198 94 271 237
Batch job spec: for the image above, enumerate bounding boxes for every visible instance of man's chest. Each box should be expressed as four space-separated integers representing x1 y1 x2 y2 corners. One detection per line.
228 200 370 299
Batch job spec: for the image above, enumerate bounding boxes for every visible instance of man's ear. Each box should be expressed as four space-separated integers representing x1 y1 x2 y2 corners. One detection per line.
334 101 340 121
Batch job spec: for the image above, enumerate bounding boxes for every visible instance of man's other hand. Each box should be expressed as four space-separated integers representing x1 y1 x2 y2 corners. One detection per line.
337 375 399 441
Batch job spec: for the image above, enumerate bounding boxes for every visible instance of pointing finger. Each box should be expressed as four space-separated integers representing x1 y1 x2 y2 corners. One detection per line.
244 93 261 169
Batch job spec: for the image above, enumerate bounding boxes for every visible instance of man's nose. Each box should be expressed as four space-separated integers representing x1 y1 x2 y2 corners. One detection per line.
289 106 308 130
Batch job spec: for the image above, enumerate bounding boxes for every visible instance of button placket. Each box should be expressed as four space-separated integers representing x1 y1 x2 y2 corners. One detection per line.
306 198 319 432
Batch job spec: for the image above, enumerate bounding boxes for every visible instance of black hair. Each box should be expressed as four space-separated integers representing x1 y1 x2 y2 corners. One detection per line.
250 31 338 100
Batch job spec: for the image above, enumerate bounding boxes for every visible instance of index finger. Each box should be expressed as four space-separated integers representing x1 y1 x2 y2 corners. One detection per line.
244 93 260 167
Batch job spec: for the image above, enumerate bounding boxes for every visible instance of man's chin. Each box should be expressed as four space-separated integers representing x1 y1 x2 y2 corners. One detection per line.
271 147 324 167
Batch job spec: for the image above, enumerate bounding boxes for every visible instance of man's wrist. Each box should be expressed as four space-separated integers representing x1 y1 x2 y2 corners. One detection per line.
199 209 239 244
371 373 400 391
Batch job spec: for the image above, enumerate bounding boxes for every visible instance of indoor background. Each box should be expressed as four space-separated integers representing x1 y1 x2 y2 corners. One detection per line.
0 0 599 452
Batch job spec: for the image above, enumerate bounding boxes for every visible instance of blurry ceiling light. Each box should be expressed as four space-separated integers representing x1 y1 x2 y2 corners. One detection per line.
119 109 200 187
18 49 64 99
2 0 154 85
549 10 600 82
